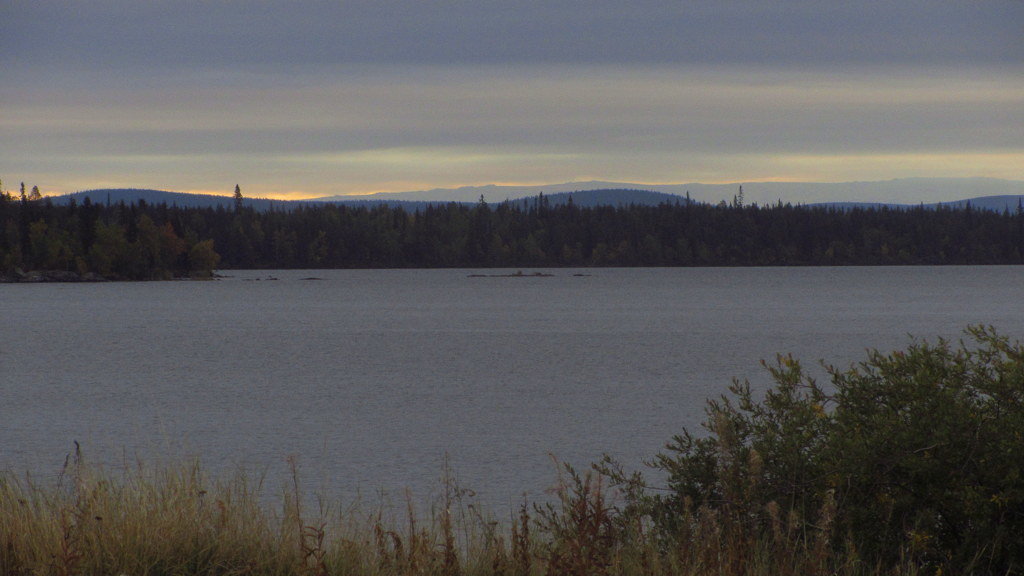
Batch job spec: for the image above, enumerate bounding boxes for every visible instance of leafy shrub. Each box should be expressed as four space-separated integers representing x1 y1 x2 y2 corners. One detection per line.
604 326 1024 575
535 465 619 576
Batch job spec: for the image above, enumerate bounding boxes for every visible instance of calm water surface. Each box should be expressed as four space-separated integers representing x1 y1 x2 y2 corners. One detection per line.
3 267 1023 508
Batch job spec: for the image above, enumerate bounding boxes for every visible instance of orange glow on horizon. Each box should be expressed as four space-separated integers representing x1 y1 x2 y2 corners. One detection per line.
28 155 1024 202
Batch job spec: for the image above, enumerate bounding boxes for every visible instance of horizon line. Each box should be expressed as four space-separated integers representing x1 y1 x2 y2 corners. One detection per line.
35 175 1023 202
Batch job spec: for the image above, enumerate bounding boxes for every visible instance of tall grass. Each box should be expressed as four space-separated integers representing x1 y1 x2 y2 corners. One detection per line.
1 448 923 576
9 328 1020 574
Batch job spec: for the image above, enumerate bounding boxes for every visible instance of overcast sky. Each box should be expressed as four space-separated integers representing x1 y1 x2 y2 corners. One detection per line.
2 1 1022 200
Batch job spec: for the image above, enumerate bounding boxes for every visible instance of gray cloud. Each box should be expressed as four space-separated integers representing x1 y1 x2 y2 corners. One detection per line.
4 1 1022 72
2 1 1022 197
6 67 1019 155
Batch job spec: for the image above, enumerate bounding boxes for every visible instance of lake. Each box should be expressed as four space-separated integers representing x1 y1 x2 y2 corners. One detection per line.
3 266 1023 510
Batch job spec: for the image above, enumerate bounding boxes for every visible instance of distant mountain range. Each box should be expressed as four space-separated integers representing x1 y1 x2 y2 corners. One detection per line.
54 189 295 210
51 187 689 211
313 181 677 204
809 197 1024 212
52 188 446 212
314 177 1024 206
47 178 1024 212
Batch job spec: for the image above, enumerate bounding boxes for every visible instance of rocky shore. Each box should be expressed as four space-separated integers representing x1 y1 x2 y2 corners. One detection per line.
0 269 109 283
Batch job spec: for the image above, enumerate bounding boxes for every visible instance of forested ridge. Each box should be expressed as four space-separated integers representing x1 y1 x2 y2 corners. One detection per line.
4 183 1024 279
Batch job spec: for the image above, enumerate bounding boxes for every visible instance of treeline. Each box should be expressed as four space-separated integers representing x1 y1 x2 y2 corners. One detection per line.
5 185 1024 277
198 194 1024 268
0 184 219 280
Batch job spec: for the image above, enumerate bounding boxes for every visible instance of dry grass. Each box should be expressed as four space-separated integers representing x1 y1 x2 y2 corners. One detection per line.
1 451 922 576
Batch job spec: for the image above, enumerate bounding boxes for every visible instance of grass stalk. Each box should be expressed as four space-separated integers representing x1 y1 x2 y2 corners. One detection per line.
0 455 936 576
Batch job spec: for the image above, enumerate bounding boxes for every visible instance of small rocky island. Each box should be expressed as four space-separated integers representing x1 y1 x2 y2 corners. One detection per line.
467 270 555 278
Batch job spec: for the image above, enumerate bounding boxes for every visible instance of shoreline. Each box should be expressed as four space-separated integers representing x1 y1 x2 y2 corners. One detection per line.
0 270 212 283
0 269 109 283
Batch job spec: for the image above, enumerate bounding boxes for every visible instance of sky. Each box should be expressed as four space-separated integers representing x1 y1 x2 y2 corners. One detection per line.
2 1 1022 201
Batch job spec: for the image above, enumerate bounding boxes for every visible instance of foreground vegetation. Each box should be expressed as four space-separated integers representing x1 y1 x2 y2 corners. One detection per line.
3 327 1023 575
6 181 1024 280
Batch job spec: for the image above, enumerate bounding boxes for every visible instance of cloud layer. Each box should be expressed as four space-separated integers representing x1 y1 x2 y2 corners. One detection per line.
7 1 1022 69
2 1 1022 199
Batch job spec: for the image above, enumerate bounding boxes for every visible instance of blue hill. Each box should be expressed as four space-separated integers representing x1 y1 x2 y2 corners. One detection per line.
50 189 448 212
513 189 690 208
810 195 1024 212
53 189 298 210
47 187 1024 213
49 188 690 211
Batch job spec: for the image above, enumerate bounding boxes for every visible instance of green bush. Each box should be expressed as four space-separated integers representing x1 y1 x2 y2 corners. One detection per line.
604 326 1024 575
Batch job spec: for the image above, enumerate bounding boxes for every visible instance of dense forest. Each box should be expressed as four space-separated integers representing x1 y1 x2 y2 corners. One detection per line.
3 182 1024 280
0 183 220 280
